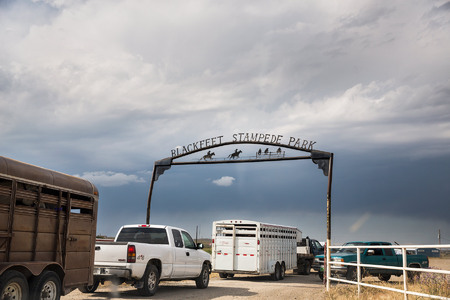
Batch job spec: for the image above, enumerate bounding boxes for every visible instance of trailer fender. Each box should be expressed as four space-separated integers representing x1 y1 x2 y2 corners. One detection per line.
268 261 278 274
0 263 64 281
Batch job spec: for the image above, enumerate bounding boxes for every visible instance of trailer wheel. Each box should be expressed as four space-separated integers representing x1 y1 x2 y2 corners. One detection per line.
195 263 210 289
219 273 228 279
30 270 61 300
280 263 286 280
78 279 100 293
0 270 29 300
271 263 281 281
138 264 159 296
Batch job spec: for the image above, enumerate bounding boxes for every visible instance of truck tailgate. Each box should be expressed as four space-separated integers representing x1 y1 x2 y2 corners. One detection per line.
95 241 129 265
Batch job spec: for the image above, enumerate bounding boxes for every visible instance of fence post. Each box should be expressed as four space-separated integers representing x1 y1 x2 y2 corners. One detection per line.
357 247 361 296
402 247 408 300
326 242 330 290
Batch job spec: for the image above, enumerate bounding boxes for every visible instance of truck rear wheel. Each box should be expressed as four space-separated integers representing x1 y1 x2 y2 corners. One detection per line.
378 274 391 282
0 270 29 300
297 260 311 275
78 279 100 293
303 260 311 275
30 270 61 300
195 263 210 289
219 273 228 279
138 264 159 296
407 265 421 282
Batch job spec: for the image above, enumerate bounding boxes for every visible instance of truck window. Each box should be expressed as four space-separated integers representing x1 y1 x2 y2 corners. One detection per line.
181 231 196 249
117 228 169 244
312 240 322 251
384 248 393 256
172 229 183 248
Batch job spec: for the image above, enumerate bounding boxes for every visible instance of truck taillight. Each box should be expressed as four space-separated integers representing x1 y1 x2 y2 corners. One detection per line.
212 239 214 244
127 245 136 263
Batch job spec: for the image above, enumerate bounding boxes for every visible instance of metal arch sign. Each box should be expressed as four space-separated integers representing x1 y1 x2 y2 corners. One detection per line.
146 132 334 255
170 133 317 158
153 133 331 182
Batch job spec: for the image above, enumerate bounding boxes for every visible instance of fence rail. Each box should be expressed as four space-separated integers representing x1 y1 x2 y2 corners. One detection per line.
325 244 450 300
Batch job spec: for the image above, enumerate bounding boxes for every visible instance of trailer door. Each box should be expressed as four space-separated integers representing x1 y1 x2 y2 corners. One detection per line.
213 224 234 270
234 224 258 271
64 192 98 287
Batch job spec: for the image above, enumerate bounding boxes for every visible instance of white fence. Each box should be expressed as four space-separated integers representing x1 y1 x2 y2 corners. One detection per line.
325 244 450 300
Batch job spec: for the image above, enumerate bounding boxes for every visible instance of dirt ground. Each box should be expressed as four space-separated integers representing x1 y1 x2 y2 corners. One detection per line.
61 258 449 300
62 271 326 300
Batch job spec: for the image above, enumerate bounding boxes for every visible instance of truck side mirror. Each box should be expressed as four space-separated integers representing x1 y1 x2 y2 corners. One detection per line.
196 243 204 249
366 249 375 256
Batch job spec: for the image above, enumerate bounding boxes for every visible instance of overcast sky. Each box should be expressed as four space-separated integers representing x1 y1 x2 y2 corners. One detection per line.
1 0 449 245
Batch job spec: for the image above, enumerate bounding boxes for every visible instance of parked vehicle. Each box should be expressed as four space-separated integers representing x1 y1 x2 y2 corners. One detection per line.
91 224 211 296
211 220 297 280
0 156 99 300
296 237 324 275
313 241 429 281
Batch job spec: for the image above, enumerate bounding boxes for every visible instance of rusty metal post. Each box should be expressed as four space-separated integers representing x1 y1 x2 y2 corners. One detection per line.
326 153 334 291
146 164 157 224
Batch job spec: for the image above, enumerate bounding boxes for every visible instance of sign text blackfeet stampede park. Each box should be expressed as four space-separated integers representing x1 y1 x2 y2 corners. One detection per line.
171 133 316 157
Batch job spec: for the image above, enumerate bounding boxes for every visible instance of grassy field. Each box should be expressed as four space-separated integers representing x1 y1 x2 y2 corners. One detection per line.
326 257 450 300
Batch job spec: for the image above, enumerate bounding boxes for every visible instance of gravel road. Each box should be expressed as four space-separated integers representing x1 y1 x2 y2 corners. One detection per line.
62 271 326 300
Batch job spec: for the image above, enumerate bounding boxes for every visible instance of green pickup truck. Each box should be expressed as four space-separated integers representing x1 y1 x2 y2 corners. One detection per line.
313 241 429 281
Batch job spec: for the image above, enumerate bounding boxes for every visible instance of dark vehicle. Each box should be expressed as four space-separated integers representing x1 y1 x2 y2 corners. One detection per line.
296 237 324 275
0 156 99 299
313 241 429 281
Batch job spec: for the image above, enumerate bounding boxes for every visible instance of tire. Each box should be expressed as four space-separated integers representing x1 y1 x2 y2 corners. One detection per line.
407 267 420 282
30 270 61 300
78 279 100 293
303 260 311 275
219 273 228 279
138 264 159 296
0 270 29 300
378 274 391 282
346 267 357 281
195 264 210 289
280 263 286 280
227 274 234 278
271 263 281 281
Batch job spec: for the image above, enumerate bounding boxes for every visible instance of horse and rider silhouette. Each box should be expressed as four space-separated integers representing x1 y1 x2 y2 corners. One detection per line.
201 151 215 160
228 149 242 159
257 147 283 156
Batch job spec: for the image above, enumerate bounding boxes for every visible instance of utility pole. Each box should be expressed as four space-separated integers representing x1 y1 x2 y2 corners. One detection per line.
438 229 441 244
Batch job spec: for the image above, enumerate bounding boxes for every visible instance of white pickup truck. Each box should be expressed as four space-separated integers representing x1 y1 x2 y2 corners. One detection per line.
81 224 211 296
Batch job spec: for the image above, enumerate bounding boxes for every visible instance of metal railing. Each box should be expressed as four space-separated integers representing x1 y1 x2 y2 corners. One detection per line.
325 244 450 300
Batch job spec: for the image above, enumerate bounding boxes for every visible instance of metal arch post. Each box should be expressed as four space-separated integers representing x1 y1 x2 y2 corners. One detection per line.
146 163 157 224
326 153 334 291
146 158 173 224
